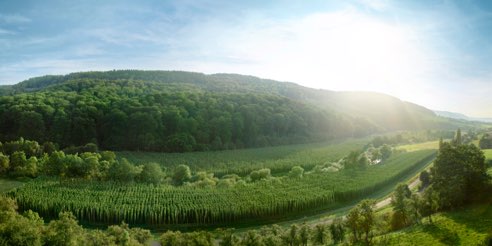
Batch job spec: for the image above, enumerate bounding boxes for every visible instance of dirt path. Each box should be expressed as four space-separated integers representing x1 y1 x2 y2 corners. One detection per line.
307 177 422 228
374 177 421 209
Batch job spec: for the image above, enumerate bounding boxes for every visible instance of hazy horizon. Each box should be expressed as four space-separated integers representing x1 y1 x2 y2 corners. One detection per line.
1 0 491 117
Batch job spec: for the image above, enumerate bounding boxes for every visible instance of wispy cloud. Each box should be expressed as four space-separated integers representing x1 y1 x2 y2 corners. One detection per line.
83 27 170 47
0 14 31 24
0 28 15 35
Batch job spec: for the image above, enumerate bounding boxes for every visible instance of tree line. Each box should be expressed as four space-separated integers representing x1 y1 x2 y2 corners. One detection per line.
0 138 317 187
0 138 165 185
381 129 491 240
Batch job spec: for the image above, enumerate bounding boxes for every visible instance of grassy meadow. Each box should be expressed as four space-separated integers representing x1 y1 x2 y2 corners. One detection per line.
484 149 492 160
397 140 440 152
378 204 492 245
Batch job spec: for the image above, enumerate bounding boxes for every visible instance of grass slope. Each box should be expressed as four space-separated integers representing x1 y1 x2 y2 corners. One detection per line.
379 204 492 245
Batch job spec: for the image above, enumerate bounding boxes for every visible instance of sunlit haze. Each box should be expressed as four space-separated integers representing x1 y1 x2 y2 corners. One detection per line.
1 0 491 117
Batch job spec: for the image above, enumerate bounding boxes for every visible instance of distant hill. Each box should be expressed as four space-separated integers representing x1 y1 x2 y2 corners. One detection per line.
0 70 479 152
434 110 492 123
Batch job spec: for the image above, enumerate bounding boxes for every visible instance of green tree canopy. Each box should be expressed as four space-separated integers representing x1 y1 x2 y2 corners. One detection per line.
173 164 192 185
429 138 488 209
139 162 165 185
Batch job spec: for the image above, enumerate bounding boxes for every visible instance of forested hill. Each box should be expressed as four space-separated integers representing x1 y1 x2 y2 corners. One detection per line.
0 70 469 152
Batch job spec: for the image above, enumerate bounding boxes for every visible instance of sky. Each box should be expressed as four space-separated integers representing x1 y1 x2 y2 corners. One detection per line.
0 0 491 117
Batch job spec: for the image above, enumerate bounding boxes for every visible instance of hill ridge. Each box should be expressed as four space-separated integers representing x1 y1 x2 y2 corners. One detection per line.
0 70 480 152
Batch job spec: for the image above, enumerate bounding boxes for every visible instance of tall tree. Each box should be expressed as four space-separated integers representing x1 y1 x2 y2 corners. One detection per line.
453 128 462 146
329 218 345 244
44 212 84 246
429 133 488 209
391 183 412 230
346 199 376 245
312 224 327 246
299 223 310 246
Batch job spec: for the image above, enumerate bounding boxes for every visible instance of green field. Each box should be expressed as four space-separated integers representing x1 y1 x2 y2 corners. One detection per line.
10 149 435 228
484 149 492 160
397 140 440 152
118 138 369 176
378 204 492 245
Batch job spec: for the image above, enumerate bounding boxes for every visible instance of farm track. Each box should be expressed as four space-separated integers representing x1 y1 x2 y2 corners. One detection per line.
374 177 421 209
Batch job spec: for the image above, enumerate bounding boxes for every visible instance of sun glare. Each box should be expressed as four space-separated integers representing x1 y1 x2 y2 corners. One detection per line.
294 12 425 93
216 10 430 103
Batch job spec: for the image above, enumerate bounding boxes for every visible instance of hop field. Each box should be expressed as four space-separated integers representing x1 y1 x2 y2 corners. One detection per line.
118 138 369 176
10 149 435 227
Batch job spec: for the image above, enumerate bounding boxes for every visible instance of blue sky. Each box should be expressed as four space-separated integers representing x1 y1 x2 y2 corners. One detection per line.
1 0 491 117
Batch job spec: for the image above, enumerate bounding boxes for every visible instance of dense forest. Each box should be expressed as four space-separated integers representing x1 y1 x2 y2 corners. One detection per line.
0 80 368 152
0 70 474 152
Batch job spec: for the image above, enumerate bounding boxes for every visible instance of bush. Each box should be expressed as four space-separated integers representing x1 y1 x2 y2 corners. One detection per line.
0 153 10 174
250 168 271 182
288 166 304 179
139 162 164 185
107 158 143 183
217 178 235 188
173 164 191 185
